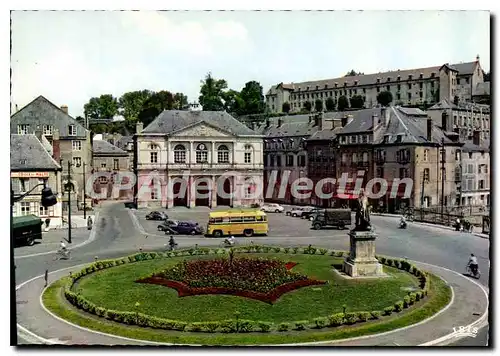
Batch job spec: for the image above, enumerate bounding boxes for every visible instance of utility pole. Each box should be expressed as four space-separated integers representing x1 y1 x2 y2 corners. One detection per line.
67 160 72 244
440 138 445 216
83 162 86 220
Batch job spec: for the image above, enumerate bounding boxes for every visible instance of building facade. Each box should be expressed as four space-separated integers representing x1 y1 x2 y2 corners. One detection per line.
10 96 93 210
458 143 490 207
11 134 63 226
133 110 264 209
266 57 486 113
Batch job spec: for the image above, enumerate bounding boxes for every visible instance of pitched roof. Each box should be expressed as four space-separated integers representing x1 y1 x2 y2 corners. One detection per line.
473 82 490 96
93 140 128 155
428 99 491 113
461 142 490 153
267 61 477 95
10 96 88 138
335 108 381 134
115 135 133 149
142 110 260 137
11 134 61 170
308 126 343 141
427 99 458 110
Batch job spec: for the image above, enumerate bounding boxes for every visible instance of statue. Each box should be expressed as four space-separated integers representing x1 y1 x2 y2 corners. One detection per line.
353 189 371 231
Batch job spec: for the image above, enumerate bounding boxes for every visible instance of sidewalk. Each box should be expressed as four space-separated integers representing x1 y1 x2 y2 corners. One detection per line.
372 213 490 239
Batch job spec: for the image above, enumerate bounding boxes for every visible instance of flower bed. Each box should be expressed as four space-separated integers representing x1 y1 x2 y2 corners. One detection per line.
135 257 323 304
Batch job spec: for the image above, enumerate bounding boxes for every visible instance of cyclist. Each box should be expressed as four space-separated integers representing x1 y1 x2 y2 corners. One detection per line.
467 253 479 276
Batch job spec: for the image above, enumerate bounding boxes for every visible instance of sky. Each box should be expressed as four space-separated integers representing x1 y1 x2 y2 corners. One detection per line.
10 10 490 117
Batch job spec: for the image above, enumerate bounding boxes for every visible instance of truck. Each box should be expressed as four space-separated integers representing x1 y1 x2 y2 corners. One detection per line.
13 214 43 246
311 208 352 230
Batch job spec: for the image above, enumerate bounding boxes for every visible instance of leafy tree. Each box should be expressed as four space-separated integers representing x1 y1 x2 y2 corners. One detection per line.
223 89 245 115
119 90 154 123
325 97 336 111
376 91 393 107
350 95 365 109
84 94 119 121
345 70 364 77
239 80 265 115
483 71 490 81
75 116 85 126
337 95 349 111
314 99 323 112
137 90 175 128
199 72 228 111
303 101 312 112
173 92 189 110
282 102 291 113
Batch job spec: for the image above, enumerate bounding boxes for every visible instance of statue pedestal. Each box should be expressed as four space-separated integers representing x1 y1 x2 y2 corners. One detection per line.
342 230 384 277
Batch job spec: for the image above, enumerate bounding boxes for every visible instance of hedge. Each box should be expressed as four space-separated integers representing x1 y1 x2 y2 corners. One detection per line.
63 248 430 334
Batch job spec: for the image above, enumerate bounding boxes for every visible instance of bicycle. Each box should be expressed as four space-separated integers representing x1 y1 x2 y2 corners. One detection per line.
219 240 237 248
465 264 481 279
54 248 71 260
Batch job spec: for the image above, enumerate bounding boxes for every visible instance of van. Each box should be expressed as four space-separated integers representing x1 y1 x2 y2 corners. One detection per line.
311 209 352 230
206 209 268 237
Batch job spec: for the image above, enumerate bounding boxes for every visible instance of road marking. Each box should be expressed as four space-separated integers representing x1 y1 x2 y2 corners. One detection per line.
15 212 100 259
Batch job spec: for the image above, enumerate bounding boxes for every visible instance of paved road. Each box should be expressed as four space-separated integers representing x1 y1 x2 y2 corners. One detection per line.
15 202 490 346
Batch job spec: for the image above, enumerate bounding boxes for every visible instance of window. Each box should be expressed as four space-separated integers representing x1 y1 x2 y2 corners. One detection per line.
362 152 368 162
375 149 386 162
399 168 410 178
467 179 473 191
17 124 29 135
43 125 53 135
270 155 275 167
468 152 473 159
196 143 208 163
20 202 30 216
286 155 294 167
298 155 306 167
467 164 474 174
72 140 82 151
150 151 158 164
151 190 158 200
423 168 430 182
419 82 423 89
397 149 410 163
352 153 357 163
68 125 77 136
341 153 347 163
19 178 29 192
174 144 186 163
244 180 256 199
276 155 282 167
99 176 108 184
72 157 82 167
113 159 119 170
376 167 384 178
244 145 253 164
479 180 485 189
423 149 429 162
362 135 368 143
217 145 229 163
351 135 357 143
455 150 461 161
101 162 107 168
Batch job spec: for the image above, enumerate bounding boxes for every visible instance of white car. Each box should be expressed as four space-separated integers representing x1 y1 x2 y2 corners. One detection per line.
261 203 285 213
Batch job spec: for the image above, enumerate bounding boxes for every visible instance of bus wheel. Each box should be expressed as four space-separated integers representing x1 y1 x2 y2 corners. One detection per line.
313 223 322 230
338 222 345 230
213 230 223 238
26 237 35 246
243 229 254 237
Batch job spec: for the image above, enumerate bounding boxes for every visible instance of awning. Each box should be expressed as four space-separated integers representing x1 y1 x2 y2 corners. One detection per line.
334 194 358 200
12 215 43 229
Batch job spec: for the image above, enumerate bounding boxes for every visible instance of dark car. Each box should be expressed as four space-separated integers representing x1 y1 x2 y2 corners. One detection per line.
157 220 180 234
302 208 322 220
146 211 168 221
167 221 203 235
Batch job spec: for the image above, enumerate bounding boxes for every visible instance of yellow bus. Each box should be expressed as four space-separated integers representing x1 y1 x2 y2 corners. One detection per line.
206 209 269 237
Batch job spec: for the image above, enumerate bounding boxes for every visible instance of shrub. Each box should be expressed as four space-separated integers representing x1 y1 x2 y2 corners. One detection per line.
273 247 281 253
257 321 272 332
386 259 393 267
219 320 237 333
394 301 404 312
358 312 370 322
187 322 203 332
403 296 411 308
262 246 271 253
292 247 299 254
319 248 328 255
237 320 254 333
173 321 188 331
283 247 290 254
335 251 344 257
393 260 401 269
278 322 291 332
329 250 336 256
328 313 345 326
344 312 359 325
380 257 387 264
201 321 220 333
384 307 394 316
409 292 417 305
370 311 382 320
95 307 107 317
294 320 308 331
313 317 328 329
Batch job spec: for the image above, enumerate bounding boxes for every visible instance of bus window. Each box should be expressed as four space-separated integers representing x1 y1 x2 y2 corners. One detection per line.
256 216 263 221
230 217 243 223
243 216 256 222
222 217 230 223
209 218 215 223
263 216 267 221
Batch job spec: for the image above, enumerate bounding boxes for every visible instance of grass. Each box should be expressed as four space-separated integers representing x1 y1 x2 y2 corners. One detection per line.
43 273 451 345
72 253 420 323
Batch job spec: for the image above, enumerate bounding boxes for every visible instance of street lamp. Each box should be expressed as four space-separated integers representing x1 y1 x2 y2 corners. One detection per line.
11 181 57 346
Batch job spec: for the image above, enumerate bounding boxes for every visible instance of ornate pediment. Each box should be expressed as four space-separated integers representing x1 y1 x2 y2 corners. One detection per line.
170 122 233 138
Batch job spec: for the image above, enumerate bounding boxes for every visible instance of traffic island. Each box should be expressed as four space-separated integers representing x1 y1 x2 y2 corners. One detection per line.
42 246 452 345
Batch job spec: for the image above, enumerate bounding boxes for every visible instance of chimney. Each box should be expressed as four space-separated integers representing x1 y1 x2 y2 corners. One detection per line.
341 115 348 128
61 105 68 114
426 117 432 142
372 114 378 130
136 121 144 134
52 129 61 162
472 131 481 146
381 107 390 126
441 112 448 132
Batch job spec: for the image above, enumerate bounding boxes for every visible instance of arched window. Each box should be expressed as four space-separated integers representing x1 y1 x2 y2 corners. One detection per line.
196 143 208 163
217 144 229 163
362 152 369 162
174 144 186 163
149 143 159 164
244 144 253 164
352 153 357 163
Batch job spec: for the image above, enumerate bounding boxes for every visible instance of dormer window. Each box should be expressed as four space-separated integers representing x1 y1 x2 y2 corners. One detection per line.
383 134 392 143
377 78 381 83
395 133 404 143
316 85 319 90
408 74 413 80
306 86 309 90
324 84 328 89
354 80 359 85
431 72 436 78
387 77 391 82
68 124 77 136
419 73 423 79
344 82 347 87
334 83 338 88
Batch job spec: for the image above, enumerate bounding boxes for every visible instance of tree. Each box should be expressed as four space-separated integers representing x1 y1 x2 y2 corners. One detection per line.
325 97 336 111
239 81 265 115
350 95 365 109
173 93 189 110
314 99 323 112
137 90 175 128
75 116 85 126
84 94 119 121
282 102 291 113
303 101 312 112
199 72 228 111
119 90 154 124
483 71 490 81
376 91 393 107
337 95 349 111
223 90 245 115
345 70 364 77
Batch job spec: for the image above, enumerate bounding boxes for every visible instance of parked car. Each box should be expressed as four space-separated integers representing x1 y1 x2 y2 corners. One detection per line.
157 219 180 233
261 203 285 213
301 207 322 220
146 211 168 221
165 221 204 235
287 207 314 218
311 209 352 230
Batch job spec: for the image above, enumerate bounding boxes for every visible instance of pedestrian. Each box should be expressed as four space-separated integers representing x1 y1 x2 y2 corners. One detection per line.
44 269 48 287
